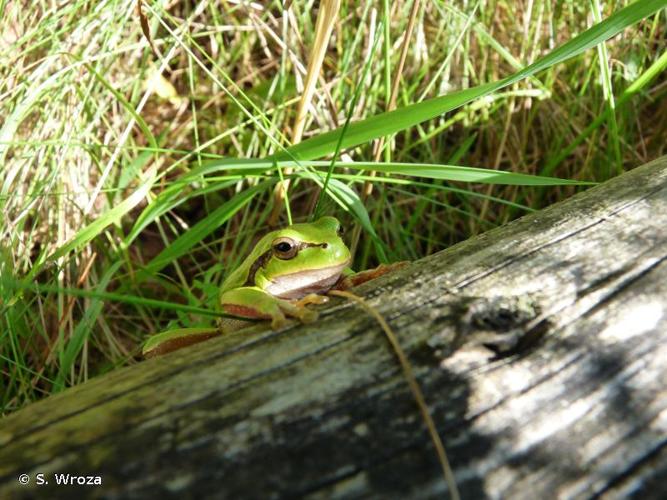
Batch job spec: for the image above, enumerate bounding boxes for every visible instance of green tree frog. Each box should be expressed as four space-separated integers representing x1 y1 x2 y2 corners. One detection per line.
143 216 403 358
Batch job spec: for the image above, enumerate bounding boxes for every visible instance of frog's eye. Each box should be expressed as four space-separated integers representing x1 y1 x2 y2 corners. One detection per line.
272 237 298 259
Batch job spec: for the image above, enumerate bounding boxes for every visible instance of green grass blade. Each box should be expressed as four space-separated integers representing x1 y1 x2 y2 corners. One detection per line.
139 184 265 278
124 179 240 247
0 58 74 200
78 60 158 154
0 277 224 317
325 178 387 259
542 49 667 176
54 260 123 392
200 159 592 186
340 162 594 185
591 0 623 178
334 173 535 212
31 168 157 277
273 0 666 162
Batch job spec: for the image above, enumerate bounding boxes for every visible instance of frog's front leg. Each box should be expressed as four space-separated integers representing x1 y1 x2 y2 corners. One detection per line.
220 286 321 331
334 262 409 290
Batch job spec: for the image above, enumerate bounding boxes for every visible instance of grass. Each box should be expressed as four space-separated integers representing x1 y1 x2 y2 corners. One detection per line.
0 0 665 415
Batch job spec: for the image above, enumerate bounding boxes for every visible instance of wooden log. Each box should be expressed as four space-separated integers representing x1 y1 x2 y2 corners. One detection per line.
1 156 667 499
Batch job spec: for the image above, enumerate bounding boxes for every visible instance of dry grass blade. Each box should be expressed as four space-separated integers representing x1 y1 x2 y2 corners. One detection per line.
48 252 98 365
271 0 341 224
136 0 159 59
292 0 341 144
370 0 422 164
351 0 422 256
329 289 461 500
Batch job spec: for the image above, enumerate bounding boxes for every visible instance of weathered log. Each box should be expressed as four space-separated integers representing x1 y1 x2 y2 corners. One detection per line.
1 156 667 499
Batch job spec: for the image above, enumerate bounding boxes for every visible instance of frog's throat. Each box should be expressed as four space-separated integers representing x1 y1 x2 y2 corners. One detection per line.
264 261 349 300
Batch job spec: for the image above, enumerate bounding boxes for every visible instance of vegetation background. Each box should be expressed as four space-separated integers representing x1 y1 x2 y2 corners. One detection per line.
1 0 665 415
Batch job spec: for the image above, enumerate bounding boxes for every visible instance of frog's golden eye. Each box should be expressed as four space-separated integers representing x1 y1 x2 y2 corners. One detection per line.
272 237 298 259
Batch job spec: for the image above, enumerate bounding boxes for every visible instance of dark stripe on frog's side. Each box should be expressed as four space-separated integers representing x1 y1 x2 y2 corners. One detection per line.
243 241 328 286
243 248 273 287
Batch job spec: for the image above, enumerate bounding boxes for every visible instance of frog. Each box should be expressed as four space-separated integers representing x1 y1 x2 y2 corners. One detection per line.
143 216 405 358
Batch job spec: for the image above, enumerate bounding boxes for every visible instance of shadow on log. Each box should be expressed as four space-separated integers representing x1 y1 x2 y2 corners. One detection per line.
2 157 667 499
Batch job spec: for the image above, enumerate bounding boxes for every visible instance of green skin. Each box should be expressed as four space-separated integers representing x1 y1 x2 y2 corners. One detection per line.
143 216 353 357
218 215 352 327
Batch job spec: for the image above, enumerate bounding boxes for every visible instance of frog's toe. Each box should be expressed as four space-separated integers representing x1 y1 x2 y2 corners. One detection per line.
297 308 318 324
335 261 410 289
270 313 288 330
295 293 329 307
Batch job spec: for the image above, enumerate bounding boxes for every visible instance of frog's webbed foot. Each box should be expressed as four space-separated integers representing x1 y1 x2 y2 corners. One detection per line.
277 294 325 325
335 261 410 290
269 308 288 330
295 293 329 308
221 287 325 331
250 296 319 329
